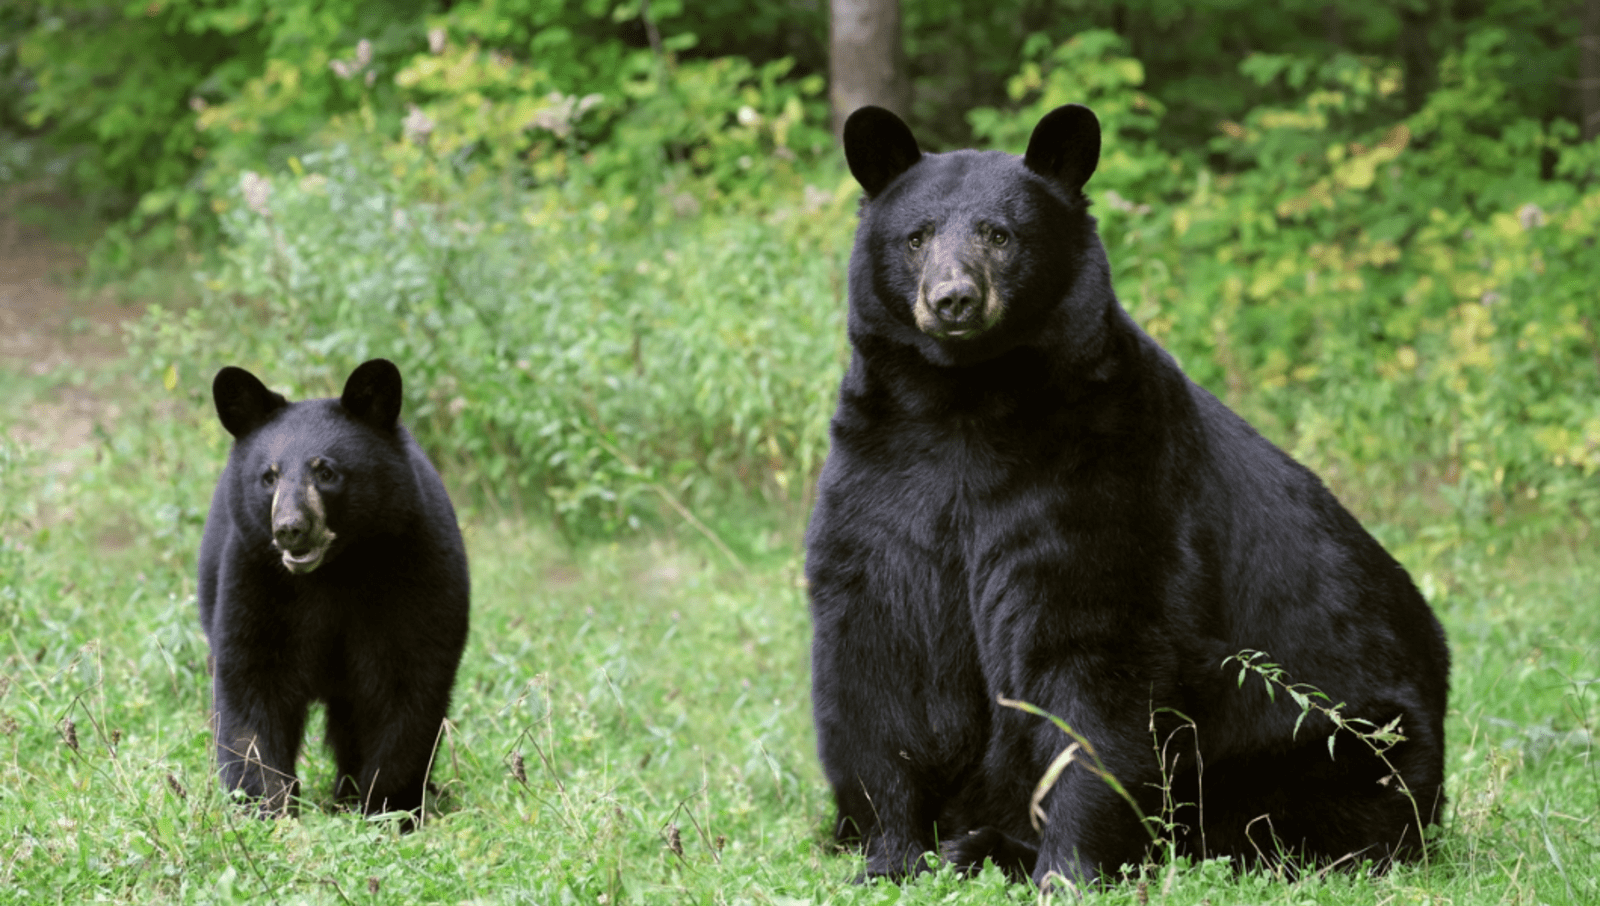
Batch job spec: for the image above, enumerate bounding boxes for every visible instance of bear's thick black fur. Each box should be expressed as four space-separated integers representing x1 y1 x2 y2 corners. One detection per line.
804 105 1449 888
198 359 469 822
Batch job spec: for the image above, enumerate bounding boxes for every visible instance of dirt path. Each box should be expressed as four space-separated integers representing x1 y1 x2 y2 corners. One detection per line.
0 193 141 452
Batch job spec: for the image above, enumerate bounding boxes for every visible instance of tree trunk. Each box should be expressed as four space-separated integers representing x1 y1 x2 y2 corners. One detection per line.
1398 0 1438 115
1582 0 1600 141
829 0 910 140
1322 4 1345 48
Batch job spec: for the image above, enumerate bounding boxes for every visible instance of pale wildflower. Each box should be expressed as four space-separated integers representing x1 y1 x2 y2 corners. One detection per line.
239 171 271 218
403 105 435 144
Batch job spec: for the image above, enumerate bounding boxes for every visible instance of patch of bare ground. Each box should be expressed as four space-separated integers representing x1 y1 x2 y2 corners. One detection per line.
0 187 141 455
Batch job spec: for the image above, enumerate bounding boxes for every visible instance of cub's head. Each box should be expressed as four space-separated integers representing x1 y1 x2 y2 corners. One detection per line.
843 104 1107 367
212 359 409 575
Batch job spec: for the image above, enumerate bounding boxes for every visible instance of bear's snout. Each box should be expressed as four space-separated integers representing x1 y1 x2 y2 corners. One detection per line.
269 470 337 573
913 234 1003 341
929 273 983 329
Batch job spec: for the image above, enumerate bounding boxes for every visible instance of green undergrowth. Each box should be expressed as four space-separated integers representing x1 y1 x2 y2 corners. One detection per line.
2 355 1599 904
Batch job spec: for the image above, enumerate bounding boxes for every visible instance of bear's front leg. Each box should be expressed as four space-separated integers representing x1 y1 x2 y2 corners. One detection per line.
813 628 970 880
211 670 308 817
820 727 941 880
1015 685 1169 891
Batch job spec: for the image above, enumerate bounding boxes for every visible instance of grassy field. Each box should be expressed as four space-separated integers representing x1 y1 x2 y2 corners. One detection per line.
2 280 1597 906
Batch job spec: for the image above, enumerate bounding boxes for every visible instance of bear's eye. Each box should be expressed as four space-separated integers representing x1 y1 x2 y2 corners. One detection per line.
987 229 1009 247
260 470 277 488
313 464 336 484
907 233 924 251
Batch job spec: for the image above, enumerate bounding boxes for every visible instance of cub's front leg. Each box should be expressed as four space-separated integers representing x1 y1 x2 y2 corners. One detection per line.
205 570 312 817
210 663 309 817
334 680 453 821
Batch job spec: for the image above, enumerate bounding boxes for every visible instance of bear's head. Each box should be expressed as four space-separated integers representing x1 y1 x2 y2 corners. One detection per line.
212 359 413 575
842 104 1109 368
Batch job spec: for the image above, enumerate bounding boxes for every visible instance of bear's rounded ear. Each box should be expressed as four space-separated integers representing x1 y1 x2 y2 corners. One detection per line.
341 358 404 431
213 366 288 439
844 106 922 198
1023 104 1100 195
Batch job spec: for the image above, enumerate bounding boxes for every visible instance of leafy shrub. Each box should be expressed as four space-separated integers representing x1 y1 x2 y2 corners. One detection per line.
967 29 1179 200
385 29 830 220
18 0 434 262
14 0 831 267
132 140 853 536
1091 31 1600 536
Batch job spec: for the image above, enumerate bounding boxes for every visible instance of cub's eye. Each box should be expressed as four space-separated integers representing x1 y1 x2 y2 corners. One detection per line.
260 470 277 488
987 229 1009 247
313 464 336 484
907 234 924 251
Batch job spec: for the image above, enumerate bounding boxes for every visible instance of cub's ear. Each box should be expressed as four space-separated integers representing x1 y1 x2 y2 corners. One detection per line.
1023 104 1100 195
213 367 288 439
843 106 922 198
340 358 403 431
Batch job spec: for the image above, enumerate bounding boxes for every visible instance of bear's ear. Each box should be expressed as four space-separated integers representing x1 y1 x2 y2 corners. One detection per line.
213 366 288 439
843 106 922 198
1023 104 1100 195
340 358 404 431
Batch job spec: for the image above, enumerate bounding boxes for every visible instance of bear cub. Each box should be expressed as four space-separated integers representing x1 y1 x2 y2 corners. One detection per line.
805 105 1450 887
199 358 469 823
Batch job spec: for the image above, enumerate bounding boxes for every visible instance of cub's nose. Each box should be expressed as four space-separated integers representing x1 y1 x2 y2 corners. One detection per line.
274 514 309 552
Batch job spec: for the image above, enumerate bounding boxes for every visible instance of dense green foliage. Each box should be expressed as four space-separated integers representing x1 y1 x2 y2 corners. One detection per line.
89 17 1594 541
8 0 1595 241
13 3 1596 533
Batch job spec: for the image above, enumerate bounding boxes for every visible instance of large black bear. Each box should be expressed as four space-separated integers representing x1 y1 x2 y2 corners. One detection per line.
805 105 1449 888
199 359 470 823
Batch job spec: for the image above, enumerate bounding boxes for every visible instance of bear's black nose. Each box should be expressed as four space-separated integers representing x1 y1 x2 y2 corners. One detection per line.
931 278 982 328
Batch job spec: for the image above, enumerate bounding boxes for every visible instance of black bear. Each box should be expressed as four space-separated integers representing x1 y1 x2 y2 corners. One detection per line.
805 105 1449 889
198 358 470 823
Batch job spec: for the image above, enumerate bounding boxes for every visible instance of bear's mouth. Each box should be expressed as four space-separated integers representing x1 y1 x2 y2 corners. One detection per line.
278 541 330 574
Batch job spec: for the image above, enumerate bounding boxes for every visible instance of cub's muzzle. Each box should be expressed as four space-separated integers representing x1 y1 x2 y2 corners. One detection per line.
270 468 337 574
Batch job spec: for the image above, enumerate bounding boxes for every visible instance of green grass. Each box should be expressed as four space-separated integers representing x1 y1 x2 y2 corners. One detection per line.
3 355 1599 906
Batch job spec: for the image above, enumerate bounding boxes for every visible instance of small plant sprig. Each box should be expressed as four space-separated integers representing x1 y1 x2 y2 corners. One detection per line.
1224 650 1407 758
997 697 1161 842
1224 650 1429 871
998 696 1176 895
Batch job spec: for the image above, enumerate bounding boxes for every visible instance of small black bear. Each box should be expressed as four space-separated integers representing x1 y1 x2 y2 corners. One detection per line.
198 358 470 823
805 105 1449 888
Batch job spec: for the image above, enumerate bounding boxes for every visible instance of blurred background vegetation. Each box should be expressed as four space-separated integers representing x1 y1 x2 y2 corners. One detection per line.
1 0 1596 549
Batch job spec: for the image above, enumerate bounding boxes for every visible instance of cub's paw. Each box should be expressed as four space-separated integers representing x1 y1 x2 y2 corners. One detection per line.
942 827 1038 882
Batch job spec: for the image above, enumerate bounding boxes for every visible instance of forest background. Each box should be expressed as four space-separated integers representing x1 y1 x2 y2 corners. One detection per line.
1 1 1598 903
